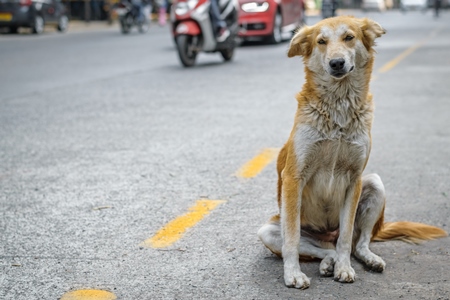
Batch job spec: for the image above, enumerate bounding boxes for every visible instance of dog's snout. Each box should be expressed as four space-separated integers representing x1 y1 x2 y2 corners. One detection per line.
329 58 346 71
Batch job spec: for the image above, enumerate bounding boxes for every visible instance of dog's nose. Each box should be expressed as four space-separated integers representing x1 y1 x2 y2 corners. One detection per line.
329 58 345 71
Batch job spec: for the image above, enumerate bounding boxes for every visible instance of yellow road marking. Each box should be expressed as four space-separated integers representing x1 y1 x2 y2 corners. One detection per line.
378 26 442 74
236 148 280 178
142 199 226 248
378 41 425 73
61 290 116 300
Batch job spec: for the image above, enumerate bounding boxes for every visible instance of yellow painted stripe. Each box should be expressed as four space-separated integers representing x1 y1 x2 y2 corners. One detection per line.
61 290 116 300
378 26 442 74
378 42 424 73
142 199 226 248
236 148 279 178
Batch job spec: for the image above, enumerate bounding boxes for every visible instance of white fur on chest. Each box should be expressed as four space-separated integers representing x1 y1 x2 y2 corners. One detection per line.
294 123 369 187
293 110 370 230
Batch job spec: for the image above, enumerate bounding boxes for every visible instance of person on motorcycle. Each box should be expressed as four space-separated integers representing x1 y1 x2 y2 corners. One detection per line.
210 0 230 42
130 0 148 23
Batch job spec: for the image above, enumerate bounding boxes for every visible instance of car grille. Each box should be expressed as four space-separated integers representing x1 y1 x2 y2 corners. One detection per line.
240 23 266 31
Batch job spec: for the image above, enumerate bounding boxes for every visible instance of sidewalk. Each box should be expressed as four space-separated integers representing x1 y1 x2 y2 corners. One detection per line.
67 20 119 33
66 14 166 33
306 8 363 17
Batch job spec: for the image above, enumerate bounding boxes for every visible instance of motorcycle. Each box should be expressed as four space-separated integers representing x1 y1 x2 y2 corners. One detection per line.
170 0 239 67
114 0 151 34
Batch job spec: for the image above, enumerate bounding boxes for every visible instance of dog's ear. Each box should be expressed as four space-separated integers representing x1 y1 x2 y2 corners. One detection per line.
359 18 386 50
287 26 313 58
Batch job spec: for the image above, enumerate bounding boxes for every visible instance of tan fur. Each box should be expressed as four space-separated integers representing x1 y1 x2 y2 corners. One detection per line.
258 16 447 289
373 221 447 244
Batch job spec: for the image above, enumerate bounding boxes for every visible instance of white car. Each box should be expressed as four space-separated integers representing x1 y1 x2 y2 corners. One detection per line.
361 0 387 11
400 0 427 10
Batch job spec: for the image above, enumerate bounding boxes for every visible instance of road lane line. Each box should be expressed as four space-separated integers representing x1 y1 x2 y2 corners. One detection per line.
378 26 443 74
236 148 280 178
142 199 226 248
61 290 116 300
378 42 425 73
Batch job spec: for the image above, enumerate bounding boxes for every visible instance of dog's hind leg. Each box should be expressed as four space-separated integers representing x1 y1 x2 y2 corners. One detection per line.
258 215 337 276
258 214 283 257
353 173 386 272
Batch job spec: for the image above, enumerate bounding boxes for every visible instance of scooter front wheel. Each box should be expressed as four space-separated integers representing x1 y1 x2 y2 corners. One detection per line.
220 47 234 62
176 35 198 67
120 18 130 34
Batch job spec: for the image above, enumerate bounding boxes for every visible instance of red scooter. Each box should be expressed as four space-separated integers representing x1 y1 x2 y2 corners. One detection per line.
170 0 239 67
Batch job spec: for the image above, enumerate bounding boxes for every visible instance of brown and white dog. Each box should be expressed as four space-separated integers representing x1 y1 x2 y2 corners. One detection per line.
257 16 447 289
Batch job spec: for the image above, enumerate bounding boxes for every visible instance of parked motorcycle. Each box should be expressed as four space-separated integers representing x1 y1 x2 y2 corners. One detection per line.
170 0 239 67
114 0 151 34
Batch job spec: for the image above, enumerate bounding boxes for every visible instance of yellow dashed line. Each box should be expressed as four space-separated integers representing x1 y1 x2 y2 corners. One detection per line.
235 148 280 178
60 290 116 300
378 26 443 74
378 41 425 73
142 199 226 248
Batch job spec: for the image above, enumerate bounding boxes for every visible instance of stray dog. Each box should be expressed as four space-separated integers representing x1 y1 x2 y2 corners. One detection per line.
257 16 447 289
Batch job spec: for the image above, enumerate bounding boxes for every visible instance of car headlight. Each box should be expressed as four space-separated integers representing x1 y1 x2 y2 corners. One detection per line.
175 0 199 15
241 2 269 12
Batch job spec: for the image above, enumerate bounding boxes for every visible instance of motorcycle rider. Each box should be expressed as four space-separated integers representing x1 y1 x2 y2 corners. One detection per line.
210 0 230 42
130 0 148 23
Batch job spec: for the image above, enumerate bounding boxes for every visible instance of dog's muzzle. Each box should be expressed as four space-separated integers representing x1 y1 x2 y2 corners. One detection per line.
329 58 354 78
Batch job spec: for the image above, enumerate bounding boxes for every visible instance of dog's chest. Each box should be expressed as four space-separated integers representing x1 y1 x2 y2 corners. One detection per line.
293 117 370 230
294 108 370 170
294 96 372 176
310 138 365 191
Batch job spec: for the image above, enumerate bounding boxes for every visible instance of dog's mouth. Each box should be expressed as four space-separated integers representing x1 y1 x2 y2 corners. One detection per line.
330 66 355 79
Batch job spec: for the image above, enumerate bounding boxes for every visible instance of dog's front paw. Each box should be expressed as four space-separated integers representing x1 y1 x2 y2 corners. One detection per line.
364 254 386 272
334 261 355 283
284 269 310 289
355 248 386 272
320 255 335 277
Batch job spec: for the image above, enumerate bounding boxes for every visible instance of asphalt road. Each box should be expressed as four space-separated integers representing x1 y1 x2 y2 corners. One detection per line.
1 9 450 300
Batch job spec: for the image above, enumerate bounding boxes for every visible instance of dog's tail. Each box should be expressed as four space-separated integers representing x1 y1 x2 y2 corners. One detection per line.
372 221 448 244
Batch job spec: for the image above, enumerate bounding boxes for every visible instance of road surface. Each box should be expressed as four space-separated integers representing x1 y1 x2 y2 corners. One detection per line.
1 9 450 300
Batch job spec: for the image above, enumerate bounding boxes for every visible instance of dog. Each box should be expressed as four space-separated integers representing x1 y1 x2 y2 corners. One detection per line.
257 16 448 289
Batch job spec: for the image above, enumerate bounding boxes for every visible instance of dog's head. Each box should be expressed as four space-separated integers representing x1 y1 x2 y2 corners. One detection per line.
288 16 385 80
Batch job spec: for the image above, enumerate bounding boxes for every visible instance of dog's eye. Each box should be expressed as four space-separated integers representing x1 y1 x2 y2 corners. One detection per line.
344 35 354 41
318 39 326 45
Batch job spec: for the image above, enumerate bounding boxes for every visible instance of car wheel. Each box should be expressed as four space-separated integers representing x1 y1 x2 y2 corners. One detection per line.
9 26 18 34
57 15 69 32
32 15 44 34
299 11 306 26
267 11 282 44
